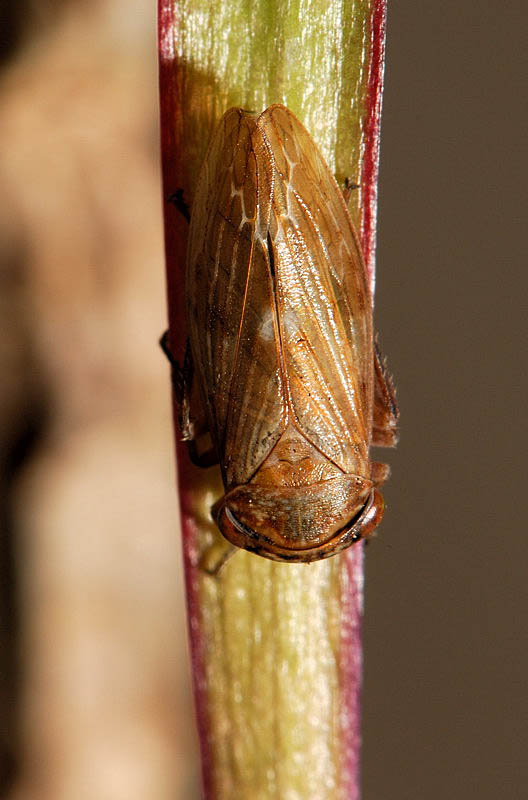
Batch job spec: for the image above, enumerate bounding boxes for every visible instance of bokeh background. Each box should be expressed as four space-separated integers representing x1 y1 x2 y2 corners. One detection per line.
1 1 526 799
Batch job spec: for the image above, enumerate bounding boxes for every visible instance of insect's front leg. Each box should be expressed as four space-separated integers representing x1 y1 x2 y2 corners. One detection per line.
198 536 237 576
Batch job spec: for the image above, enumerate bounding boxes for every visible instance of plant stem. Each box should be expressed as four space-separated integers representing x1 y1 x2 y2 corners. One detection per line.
158 2 387 797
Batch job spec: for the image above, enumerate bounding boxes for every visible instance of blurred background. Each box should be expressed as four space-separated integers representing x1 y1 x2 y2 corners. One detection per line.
0 1 526 799
0 1 199 797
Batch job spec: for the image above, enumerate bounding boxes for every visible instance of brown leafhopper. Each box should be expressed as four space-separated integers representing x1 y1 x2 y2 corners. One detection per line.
168 104 398 562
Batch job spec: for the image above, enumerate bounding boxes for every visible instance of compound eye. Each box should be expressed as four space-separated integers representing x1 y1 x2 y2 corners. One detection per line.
225 507 259 540
356 489 385 540
214 501 262 552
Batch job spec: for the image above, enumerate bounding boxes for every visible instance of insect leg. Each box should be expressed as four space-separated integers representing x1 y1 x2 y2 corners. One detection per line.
370 461 391 486
159 331 189 406
160 333 219 467
372 337 399 447
199 536 237 576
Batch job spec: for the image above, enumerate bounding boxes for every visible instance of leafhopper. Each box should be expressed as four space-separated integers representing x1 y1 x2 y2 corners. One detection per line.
166 104 398 563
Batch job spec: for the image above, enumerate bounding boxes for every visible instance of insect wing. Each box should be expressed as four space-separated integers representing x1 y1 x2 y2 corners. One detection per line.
186 110 286 487
258 106 374 473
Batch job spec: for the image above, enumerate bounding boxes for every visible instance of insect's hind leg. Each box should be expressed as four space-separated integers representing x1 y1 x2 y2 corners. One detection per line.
370 461 390 487
159 332 219 468
369 338 399 489
372 337 399 448
159 331 189 413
